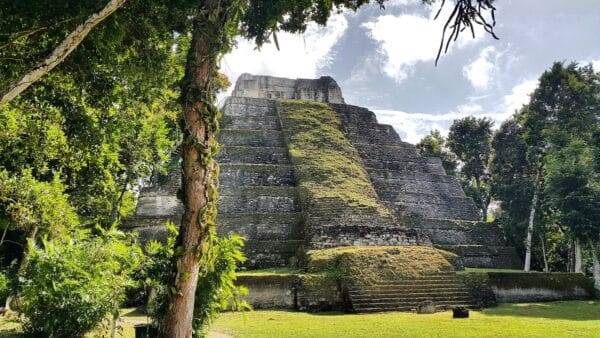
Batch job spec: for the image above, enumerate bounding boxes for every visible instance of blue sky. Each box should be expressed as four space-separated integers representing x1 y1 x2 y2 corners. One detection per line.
220 0 600 143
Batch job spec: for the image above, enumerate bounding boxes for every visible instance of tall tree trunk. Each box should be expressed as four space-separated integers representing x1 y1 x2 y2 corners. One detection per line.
524 169 541 271
161 1 239 337
539 233 549 272
0 0 127 104
5 226 39 311
574 238 583 273
590 241 600 291
475 176 487 221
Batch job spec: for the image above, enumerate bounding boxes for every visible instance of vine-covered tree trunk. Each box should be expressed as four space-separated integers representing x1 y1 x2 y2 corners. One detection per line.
161 1 239 336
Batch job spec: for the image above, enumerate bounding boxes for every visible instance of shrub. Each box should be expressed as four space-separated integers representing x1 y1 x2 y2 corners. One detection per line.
18 230 142 337
145 224 250 337
0 272 9 305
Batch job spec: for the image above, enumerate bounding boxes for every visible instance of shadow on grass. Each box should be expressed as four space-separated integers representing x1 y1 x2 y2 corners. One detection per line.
482 301 600 321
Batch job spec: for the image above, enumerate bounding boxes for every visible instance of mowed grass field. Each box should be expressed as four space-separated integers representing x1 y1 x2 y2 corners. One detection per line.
212 301 600 338
0 301 598 337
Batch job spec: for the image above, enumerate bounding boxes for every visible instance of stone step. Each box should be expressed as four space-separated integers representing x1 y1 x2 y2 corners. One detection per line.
218 130 284 147
344 125 404 146
352 296 474 304
216 146 291 165
363 157 446 175
416 219 506 246
135 195 183 218
220 115 281 130
351 291 471 300
243 240 303 269
368 170 460 184
370 176 465 198
434 245 523 269
354 143 419 160
218 186 299 213
222 97 278 117
381 193 480 221
349 286 468 294
220 164 295 187
217 212 303 240
333 104 380 125
352 300 475 309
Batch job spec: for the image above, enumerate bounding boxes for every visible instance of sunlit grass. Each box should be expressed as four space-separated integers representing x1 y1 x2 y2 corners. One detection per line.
1 301 599 337
212 301 600 338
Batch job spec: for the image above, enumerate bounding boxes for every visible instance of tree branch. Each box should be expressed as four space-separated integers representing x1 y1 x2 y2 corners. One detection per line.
0 0 127 105
435 0 498 66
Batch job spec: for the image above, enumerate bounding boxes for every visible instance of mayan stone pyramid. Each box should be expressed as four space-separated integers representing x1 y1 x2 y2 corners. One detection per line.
128 73 520 269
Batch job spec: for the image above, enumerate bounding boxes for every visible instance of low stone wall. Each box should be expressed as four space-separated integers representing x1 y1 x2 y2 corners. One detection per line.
237 275 299 309
238 274 342 311
487 272 595 302
461 272 595 306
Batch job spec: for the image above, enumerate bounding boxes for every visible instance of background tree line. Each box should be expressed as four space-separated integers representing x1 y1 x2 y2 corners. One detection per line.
417 62 600 287
0 0 501 336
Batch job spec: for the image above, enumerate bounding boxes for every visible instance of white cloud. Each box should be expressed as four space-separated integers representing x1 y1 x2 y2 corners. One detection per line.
219 13 348 100
386 0 421 7
374 109 481 144
362 4 485 82
463 46 499 90
456 102 483 114
502 79 538 116
591 59 600 72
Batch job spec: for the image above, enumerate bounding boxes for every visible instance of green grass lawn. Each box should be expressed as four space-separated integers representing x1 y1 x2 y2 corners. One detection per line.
1 301 599 337
212 301 600 338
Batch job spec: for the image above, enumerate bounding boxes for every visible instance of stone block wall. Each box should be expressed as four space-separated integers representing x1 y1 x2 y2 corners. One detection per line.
331 103 519 268
128 73 519 270
232 73 345 104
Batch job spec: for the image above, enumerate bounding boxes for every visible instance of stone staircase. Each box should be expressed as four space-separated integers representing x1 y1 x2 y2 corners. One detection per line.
217 97 303 268
332 104 520 268
332 104 480 222
348 272 476 313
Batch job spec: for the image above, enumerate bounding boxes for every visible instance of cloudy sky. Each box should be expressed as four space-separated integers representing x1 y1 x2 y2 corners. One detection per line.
220 0 600 144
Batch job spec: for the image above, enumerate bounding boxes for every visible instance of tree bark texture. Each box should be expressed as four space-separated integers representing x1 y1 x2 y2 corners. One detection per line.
539 234 549 272
574 238 582 273
0 0 127 105
161 1 239 336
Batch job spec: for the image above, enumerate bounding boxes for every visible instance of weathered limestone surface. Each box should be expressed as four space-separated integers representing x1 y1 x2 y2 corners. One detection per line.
216 97 304 268
331 103 519 268
233 73 345 104
128 73 519 269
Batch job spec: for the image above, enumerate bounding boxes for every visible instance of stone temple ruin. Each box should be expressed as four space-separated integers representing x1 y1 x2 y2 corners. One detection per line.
126 74 596 313
131 73 520 270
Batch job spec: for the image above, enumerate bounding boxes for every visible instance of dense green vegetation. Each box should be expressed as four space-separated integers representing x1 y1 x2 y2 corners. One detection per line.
417 62 600 285
279 100 391 216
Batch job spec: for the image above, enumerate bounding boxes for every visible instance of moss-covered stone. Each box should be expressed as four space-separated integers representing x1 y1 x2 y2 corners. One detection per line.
278 100 390 217
306 246 457 287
